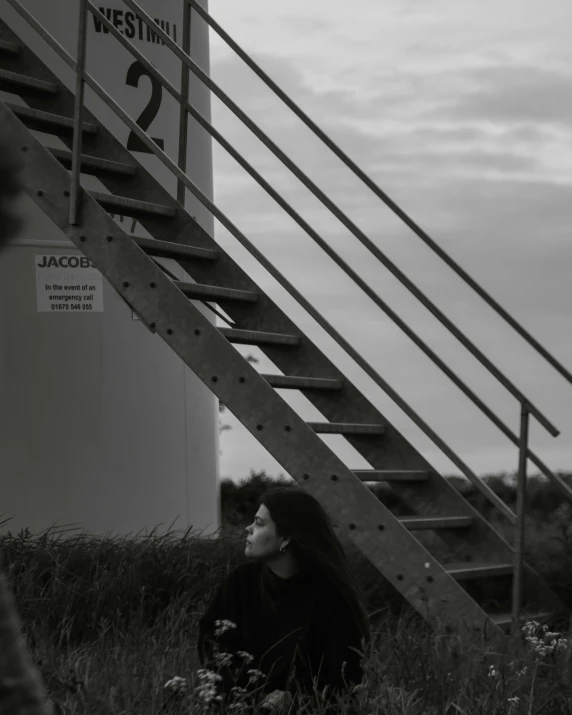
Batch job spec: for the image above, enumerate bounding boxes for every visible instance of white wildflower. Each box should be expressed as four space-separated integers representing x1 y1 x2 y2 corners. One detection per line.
237 650 255 664
214 651 234 668
214 618 237 637
164 676 188 694
247 668 266 684
522 621 568 658
195 669 224 705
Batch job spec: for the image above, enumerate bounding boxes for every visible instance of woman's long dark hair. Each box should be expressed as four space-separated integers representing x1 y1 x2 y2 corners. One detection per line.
257 486 371 651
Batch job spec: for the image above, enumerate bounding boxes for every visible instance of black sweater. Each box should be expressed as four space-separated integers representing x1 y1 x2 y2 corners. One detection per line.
197 560 367 704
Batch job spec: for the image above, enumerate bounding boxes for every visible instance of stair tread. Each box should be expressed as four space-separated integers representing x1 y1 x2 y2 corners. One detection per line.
261 374 343 390
0 68 58 93
7 103 98 133
308 421 385 434
219 327 301 346
445 561 513 577
354 469 429 473
398 515 472 529
134 236 219 261
90 191 176 217
491 612 552 626
0 39 20 55
173 280 258 302
50 147 135 175
354 469 430 481
446 560 513 570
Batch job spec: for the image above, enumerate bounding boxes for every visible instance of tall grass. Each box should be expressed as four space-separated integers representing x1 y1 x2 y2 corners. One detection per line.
1 472 571 714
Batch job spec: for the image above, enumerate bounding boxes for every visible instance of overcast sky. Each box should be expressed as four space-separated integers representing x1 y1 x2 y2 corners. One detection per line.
204 0 572 486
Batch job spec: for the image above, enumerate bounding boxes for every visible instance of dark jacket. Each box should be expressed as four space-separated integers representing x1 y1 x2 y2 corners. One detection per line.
197 560 368 709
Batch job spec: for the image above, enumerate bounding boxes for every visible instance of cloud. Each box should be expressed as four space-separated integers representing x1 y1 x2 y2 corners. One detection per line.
436 64 572 126
211 51 571 198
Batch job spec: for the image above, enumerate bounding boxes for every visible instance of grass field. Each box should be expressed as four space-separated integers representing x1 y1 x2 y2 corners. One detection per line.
1 472 571 714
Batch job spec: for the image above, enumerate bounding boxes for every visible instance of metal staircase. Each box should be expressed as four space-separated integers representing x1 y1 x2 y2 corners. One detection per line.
1 0 571 644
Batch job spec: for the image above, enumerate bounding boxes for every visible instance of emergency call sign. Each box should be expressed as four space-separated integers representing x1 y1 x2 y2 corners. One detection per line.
35 254 104 313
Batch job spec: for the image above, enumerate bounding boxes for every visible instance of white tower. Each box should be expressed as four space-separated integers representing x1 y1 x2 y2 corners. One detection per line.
0 0 221 541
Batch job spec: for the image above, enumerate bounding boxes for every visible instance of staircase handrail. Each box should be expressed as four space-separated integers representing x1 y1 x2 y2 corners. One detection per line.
188 0 572 394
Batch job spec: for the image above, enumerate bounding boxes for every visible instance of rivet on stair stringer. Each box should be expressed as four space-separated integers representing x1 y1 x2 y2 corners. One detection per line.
80 236 86 242
64 190 70 197
123 282 129 288
107 236 113 242
212 376 218 383
426 576 434 583
285 425 291 432
302 474 309 480
330 474 338 481
239 377 245 383
194 329 200 335
37 190 43 197
167 329 173 335
256 425 263 431
396 575 403 581
378 524 385 532
349 523 356 530
21 146 28 152
150 323 156 329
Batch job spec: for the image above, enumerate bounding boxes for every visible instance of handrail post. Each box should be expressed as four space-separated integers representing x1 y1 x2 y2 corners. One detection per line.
177 0 191 206
512 402 530 636
69 0 89 225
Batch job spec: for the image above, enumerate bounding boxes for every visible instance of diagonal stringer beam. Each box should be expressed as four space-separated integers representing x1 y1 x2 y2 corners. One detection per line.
2 101 508 642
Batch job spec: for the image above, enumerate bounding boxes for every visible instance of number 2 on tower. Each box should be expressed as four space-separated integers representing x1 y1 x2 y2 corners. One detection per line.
125 60 165 153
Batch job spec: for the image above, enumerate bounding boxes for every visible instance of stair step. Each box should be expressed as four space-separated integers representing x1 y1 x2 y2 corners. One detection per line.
50 147 135 175
0 68 58 94
492 612 552 632
354 470 430 482
6 103 98 135
308 422 385 435
445 562 513 580
134 236 219 262
91 191 176 218
0 39 20 55
219 327 301 346
398 516 472 530
261 374 343 390
174 281 258 303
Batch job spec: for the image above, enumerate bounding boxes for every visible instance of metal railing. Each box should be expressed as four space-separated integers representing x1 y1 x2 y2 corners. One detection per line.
188 0 572 394
513 404 529 634
5 0 572 625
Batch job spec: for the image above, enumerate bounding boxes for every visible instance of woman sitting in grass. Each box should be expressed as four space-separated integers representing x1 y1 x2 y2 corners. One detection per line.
198 487 371 713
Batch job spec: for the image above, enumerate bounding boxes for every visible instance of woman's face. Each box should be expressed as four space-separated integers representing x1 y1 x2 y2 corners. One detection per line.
245 504 283 557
